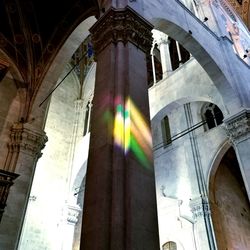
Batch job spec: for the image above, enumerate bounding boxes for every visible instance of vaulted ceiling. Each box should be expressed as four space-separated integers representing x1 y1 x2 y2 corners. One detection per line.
0 0 249 89
0 0 99 88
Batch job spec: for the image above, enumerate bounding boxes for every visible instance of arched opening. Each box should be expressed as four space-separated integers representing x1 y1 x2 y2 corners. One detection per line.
168 37 190 71
161 115 172 146
18 35 96 249
209 147 250 250
201 103 224 131
163 241 177 250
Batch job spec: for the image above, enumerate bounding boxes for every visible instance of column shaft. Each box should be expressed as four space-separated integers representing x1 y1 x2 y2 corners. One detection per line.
81 7 159 250
0 122 47 250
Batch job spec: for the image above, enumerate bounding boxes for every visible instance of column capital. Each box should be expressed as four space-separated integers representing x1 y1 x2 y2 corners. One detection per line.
190 196 211 221
224 110 250 144
8 122 48 158
90 6 153 55
152 29 169 46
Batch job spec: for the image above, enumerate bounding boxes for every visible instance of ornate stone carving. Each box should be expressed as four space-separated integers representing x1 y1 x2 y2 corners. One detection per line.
224 110 250 144
90 7 153 55
5 122 48 172
190 196 211 221
8 123 48 157
67 205 81 225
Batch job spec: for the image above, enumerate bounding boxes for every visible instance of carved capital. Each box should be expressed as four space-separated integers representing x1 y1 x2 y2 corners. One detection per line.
190 196 210 221
8 122 48 157
152 30 169 46
224 110 250 144
90 7 153 55
67 204 81 225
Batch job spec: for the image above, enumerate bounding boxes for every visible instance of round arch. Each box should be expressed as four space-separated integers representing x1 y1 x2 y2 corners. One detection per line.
207 140 232 203
0 49 24 84
29 16 96 130
141 0 244 111
151 96 225 122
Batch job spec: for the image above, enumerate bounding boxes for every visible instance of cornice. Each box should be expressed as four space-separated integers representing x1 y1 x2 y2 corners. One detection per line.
224 110 250 144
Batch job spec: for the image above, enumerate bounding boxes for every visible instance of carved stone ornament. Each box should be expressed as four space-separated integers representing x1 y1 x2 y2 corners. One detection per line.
224 110 250 144
67 204 81 225
89 6 153 55
190 196 211 221
8 122 48 157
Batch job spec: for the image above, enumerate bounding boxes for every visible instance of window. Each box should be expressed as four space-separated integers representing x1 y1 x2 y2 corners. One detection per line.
161 115 171 145
162 241 177 250
203 103 224 130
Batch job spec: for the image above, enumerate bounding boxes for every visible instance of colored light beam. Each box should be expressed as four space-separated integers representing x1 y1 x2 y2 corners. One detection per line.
112 97 152 170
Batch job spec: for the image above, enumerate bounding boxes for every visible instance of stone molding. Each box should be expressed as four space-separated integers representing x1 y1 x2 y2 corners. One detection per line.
67 204 81 225
190 196 211 221
224 110 250 144
90 7 153 55
8 122 48 157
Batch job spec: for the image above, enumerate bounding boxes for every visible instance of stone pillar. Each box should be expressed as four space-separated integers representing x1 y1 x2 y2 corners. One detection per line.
86 94 93 134
152 30 172 78
176 41 183 66
80 7 160 250
190 196 217 250
62 205 81 250
184 103 217 250
0 122 47 250
224 110 250 200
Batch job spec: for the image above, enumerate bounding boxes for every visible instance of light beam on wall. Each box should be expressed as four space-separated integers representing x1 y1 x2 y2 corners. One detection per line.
112 96 152 169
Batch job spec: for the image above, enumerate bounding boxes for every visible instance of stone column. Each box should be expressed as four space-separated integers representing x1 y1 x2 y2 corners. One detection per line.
184 103 217 250
86 94 94 134
190 196 217 250
62 205 81 250
0 122 47 250
80 7 160 250
152 30 172 79
224 109 250 200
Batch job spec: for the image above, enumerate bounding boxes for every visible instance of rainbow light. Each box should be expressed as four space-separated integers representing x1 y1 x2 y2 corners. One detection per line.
112 97 152 169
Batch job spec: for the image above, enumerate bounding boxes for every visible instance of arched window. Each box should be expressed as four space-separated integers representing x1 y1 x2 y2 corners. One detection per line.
161 115 171 146
162 241 177 250
203 103 224 130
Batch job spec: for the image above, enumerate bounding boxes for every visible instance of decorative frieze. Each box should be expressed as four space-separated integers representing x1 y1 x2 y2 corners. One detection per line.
90 6 153 55
190 196 211 221
224 110 250 144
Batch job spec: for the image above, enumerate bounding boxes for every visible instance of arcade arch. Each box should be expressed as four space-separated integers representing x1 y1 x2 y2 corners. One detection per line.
209 146 250 250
